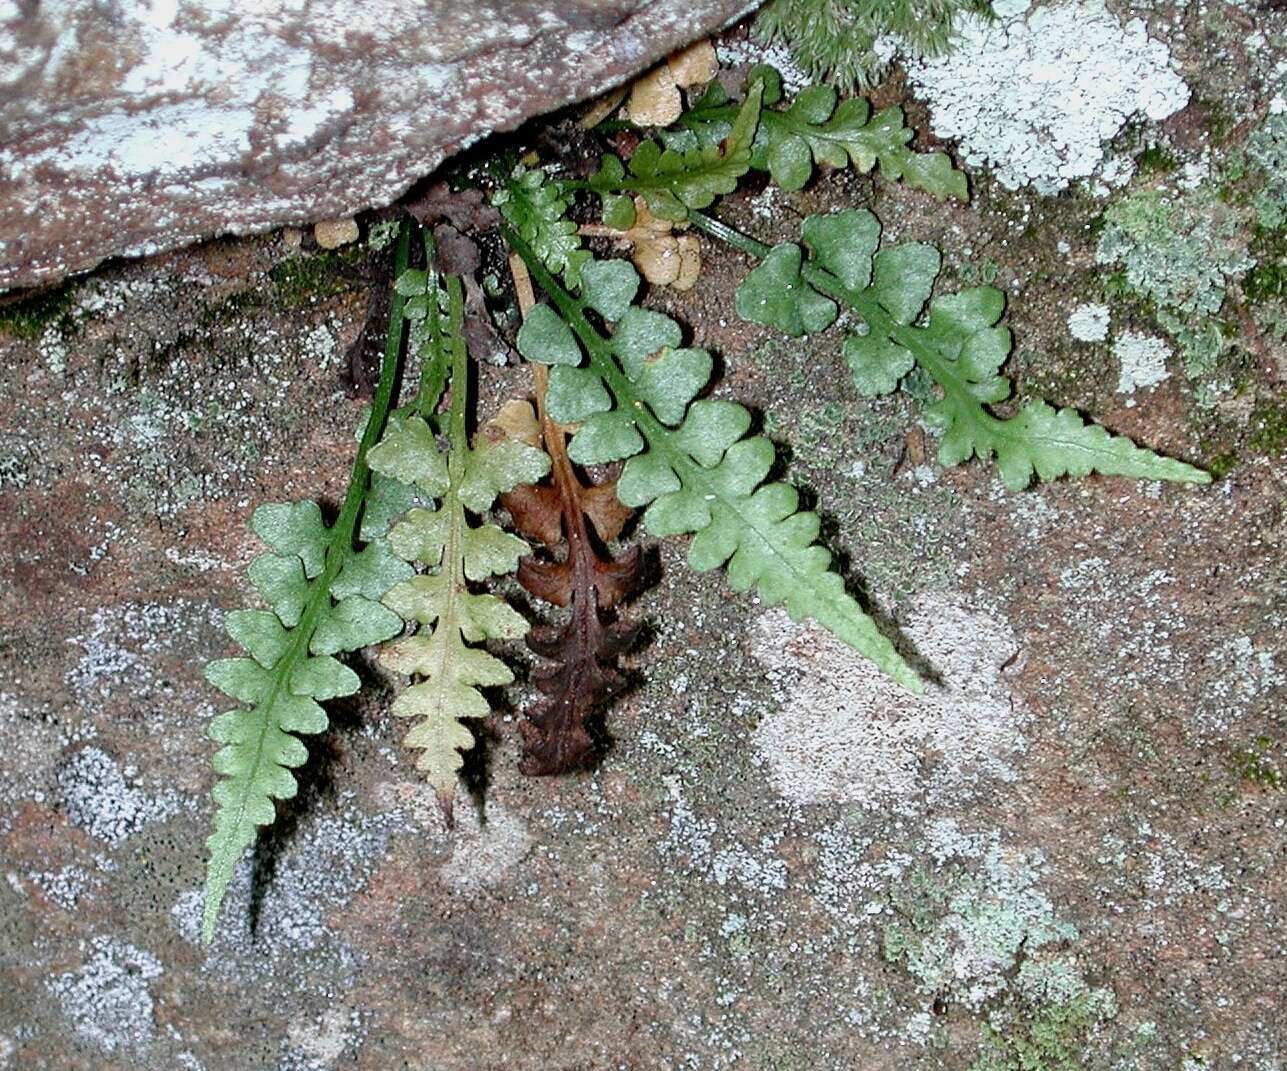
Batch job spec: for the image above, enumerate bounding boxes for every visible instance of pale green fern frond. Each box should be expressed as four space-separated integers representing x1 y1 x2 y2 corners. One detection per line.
367 273 549 806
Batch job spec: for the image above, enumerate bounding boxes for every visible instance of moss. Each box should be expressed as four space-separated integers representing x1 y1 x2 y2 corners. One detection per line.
1243 259 1286 304
1227 735 1282 791
1135 146 1178 177
1205 450 1239 479
0 282 75 339
267 248 363 306
1247 403 1287 454
753 0 991 91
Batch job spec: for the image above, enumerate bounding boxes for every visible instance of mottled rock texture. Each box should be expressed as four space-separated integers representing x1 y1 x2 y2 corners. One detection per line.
1 6 1284 1069
0 0 754 291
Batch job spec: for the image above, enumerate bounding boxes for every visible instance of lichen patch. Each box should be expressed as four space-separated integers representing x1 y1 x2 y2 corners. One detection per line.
1068 302 1111 343
46 936 163 1055
1113 330 1173 394
750 593 1024 813
438 802 534 894
56 746 182 847
906 0 1188 193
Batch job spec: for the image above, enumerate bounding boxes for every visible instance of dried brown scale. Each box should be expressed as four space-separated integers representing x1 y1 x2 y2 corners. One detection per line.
502 366 648 776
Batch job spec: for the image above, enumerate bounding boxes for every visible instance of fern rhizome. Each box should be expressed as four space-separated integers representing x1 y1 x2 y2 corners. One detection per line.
199 62 1210 940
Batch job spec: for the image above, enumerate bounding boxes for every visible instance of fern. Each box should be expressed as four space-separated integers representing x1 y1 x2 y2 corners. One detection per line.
201 220 416 943
367 270 549 807
505 225 923 693
500 378 647 775
675 66 966 201
584 81 764 225
693 209 1210 490
493 165 591 288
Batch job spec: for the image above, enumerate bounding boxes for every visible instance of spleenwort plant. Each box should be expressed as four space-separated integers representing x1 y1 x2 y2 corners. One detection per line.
507 232 922 692
699 208 1209 489
365 262 548 810
200 56 1210 942
201 221 416 942
671 66 965 200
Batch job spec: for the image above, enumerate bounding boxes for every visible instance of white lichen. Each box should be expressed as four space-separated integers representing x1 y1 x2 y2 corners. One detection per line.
750 593 1025 813
906 0 1189 193
284 1006 361 1070
439 801 534 894
65 600 220 697
1068 302 1111 342
174 803 398 970
661 776 788 895
1113 331 1172 394
47 936 163 1055
57 746 181 847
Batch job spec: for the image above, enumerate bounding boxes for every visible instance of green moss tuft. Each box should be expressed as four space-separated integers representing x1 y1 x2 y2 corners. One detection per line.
753 0 992 91
1243 259 1286 304
1135 146 1178 177
267 249 363 306
1227 735 1282 790
1205 450 1239 479
1247 403 1287 454
0 283 75 339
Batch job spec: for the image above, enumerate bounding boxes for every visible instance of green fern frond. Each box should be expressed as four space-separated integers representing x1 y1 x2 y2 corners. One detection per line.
506 227 922 693
201 220 417 944
367 273 549 805
675 66 966 201
699 209 1210 491
584 81 763 224
492 166 591 289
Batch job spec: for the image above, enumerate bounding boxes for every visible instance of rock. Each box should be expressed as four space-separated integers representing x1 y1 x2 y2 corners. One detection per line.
0 0 754 292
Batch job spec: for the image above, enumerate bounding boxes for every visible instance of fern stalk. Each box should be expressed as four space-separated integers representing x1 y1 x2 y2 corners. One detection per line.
201 219 413 943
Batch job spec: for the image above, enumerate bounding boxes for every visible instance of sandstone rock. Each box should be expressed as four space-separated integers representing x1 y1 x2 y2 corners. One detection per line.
0 0 755 292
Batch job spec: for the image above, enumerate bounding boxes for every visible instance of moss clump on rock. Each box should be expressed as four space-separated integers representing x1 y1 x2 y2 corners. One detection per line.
0 283 75 339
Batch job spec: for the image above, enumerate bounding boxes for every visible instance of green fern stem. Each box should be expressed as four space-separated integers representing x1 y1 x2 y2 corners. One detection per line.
502 220 922 692
687 210 1210 485
201 217 413 943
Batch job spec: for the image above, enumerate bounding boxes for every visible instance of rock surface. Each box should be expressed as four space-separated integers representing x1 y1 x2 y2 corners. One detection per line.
0 0 753 292
1 7 1284 1070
